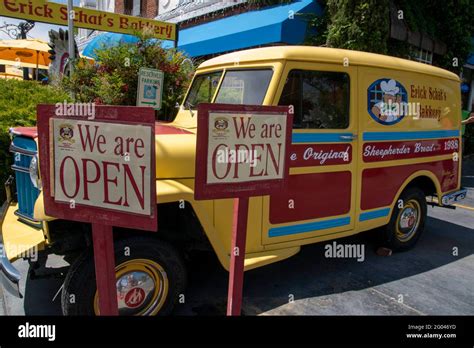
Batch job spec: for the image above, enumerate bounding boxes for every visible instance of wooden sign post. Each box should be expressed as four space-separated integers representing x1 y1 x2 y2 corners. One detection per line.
194 103 293 316
37 105 157 316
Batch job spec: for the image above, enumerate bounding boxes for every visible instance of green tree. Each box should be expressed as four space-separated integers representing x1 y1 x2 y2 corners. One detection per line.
307 0 474 74
325 0 390 54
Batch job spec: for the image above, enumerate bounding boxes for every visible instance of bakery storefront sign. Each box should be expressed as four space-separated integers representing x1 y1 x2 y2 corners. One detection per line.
0 0 176 40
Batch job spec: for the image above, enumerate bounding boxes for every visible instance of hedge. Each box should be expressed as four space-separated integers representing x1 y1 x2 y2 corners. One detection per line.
0 79 70 202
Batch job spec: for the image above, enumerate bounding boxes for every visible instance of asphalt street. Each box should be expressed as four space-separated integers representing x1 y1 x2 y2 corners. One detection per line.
1 158 473 316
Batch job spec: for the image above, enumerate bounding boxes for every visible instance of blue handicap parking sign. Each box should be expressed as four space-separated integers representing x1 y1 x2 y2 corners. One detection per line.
144 85 157 100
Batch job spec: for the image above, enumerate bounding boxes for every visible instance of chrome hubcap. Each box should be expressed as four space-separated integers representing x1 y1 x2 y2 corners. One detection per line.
94 259 169 316
396 200 420 242
117 271 155 315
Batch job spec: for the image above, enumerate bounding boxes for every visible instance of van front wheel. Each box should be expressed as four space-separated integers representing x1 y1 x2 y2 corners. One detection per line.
61 237 186 316
382 187 427 251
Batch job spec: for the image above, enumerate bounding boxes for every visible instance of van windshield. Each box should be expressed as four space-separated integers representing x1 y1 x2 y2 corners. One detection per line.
184 69 273 109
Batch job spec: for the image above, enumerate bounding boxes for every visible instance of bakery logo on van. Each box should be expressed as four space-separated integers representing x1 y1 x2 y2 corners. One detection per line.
368 78 414 125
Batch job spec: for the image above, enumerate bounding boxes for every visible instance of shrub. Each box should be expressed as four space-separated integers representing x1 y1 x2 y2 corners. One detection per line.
0 79 70 202
61 29 196 121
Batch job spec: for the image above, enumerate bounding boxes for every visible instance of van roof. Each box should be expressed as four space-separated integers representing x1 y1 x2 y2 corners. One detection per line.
199 46 460 82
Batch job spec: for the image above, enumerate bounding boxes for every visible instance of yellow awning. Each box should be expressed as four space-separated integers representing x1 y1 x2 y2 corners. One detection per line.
0 59 49 70
0 39 51 68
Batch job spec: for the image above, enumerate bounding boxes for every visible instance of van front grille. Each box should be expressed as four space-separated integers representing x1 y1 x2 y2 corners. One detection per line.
10 137 40 222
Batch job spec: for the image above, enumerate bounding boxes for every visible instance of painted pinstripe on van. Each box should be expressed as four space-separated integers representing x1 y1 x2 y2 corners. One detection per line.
359 208 391 222
268 216 351 238
363 130 460 141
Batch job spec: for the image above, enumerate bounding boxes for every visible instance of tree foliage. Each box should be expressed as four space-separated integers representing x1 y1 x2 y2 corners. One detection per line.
325 0 390 54
307 0 474 73
395 0 474 73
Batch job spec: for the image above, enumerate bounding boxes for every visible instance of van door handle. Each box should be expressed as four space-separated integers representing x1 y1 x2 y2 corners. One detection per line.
340 134 357 141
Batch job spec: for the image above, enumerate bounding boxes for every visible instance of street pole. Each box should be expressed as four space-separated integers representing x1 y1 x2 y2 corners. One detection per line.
67 0 75 76
19 23 28 80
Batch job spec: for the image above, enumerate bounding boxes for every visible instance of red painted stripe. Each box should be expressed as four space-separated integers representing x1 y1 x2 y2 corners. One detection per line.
361 160 458 210
363 139 459 162
155 123 193 135
11 127 38 138
269 171 351 224
289 144 352 167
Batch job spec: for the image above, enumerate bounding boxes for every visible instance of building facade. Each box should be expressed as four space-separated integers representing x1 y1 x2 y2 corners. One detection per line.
77 0 116 51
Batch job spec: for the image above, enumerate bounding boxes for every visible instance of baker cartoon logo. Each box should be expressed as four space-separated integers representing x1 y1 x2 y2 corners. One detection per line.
212 117 230 138
368 78 408 125
58 123 75 147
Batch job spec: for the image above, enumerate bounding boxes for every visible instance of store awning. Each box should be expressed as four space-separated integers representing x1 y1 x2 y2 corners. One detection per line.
172 0 320 57
82 0 320 59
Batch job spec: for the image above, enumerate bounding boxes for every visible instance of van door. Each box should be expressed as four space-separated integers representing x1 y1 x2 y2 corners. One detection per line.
262 61 358 246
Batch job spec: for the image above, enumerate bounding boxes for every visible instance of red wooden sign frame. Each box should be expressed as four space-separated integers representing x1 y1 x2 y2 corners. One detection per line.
195 103 293 200
37 104 157 231
194 103 293 316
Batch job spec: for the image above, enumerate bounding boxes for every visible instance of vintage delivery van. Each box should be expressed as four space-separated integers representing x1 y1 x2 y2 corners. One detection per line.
0 46 467 315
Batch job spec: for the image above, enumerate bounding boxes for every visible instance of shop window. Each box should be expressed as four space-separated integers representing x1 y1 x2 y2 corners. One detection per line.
409 46 433 65
124 0 141 16
278 70 350 129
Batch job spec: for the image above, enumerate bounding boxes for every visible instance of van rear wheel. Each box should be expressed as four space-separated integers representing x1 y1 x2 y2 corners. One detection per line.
382 187 427 251
61 237 186 316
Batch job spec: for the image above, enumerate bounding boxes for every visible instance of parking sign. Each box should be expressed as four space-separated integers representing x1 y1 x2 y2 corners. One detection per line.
137 68 164 110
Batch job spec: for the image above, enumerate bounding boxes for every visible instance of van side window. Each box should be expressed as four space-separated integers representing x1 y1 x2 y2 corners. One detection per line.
278 70 350 129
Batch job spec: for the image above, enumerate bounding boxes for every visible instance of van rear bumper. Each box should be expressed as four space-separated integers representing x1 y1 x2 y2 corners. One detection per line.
0 176 22 298
441 188 467 206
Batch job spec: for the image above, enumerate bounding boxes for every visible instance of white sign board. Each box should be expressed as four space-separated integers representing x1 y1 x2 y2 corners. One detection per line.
52 118 152 215
195 104 292 200
206 112 288 184
137 68 164 110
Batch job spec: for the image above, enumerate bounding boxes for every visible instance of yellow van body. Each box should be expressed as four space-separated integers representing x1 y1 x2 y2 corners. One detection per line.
1 46 466 286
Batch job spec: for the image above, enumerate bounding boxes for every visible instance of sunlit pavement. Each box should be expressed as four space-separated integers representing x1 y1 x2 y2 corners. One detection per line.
2 158 473 316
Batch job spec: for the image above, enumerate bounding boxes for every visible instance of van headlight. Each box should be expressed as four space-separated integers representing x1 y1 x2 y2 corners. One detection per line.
29 155 42 189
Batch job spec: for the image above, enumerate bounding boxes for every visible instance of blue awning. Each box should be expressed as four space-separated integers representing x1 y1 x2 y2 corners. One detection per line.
82 0 320 59
171 0 320 57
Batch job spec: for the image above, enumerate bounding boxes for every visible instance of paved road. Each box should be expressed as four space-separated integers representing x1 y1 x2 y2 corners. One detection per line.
1 159 473 316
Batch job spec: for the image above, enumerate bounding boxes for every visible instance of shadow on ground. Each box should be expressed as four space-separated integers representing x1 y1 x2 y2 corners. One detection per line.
176 215 473 315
